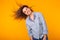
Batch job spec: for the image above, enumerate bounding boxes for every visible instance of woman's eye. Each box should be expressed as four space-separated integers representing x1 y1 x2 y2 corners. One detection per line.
26 8 27 10
24 11 26 13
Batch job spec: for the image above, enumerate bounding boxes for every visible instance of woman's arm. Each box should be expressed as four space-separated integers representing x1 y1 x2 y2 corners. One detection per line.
26 24 33 40
38 12 48 40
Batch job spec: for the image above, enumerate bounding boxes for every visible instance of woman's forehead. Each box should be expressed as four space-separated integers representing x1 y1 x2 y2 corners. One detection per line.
23 7 28 11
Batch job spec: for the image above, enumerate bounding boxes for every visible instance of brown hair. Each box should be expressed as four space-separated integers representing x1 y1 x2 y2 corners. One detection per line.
14 5 33 20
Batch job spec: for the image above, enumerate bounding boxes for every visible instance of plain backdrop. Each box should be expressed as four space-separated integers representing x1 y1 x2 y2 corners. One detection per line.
0 0 60 40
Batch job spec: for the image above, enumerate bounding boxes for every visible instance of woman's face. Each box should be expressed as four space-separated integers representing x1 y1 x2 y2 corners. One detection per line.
22 7 32 16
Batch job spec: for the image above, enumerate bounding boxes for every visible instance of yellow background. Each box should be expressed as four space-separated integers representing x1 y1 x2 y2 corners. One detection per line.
0 0 60 40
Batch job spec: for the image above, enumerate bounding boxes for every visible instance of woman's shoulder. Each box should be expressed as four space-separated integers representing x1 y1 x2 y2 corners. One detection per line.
33 12 42 16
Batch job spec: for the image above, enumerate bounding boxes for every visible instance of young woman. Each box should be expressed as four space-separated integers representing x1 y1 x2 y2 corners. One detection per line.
15 5 48 40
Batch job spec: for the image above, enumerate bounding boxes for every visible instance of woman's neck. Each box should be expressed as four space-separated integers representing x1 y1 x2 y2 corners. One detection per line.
29 12 34 21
